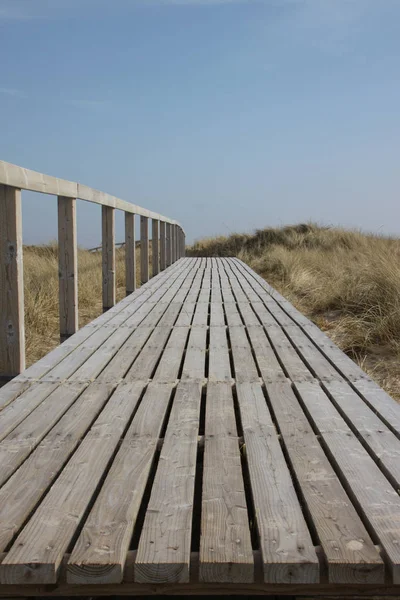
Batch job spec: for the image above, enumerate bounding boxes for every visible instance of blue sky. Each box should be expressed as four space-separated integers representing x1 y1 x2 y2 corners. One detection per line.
1 0 399 246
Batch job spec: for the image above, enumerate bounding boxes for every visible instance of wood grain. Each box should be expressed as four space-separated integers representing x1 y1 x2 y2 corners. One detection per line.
0 185 25 376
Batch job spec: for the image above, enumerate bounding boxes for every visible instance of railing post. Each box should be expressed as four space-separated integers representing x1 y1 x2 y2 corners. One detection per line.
125 212 136 295
183 231 186 257
152 219 159 277
102 205 115 311
171 225 176 263
58 196 78 342
160 221 166 271
140 216 149 284
166 223 172 267
0 185 25 377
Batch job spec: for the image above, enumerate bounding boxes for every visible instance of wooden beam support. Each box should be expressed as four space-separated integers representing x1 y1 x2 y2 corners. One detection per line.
125 212 136 295
152 219 159 277
166 222 172 268
102 205 115 311
140 216 149 284
160 221 166 271
0 185 25 377
58 196 78 342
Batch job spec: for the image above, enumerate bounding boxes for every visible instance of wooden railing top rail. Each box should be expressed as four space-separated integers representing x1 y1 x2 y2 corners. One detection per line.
0 160 183 230
0 160 185 379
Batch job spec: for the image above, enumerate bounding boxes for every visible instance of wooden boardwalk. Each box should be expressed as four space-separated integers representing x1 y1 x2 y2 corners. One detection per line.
0 257 400 597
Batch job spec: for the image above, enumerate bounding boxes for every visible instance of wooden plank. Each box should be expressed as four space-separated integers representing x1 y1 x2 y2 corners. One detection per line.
2 573 400 596
0 380 31 412
102 205 115 311
181 326 207 381
0 382 115 553
266 381 383 584
199 381 254 583
135 381 203 583
266 326 314 383
0 381 59 442
352 378 400 437
235 382 319 583
166 222 172 267
224 302 243 327
140 216 149 284
296 381 400 584
152 219 159 277
0 185 25 376
68 327 134 382
229 326 259 383
210 302 225 327
58 196 78 340
125 212 136 294
283 325 342 383
171 224 176 264
67 382 175 584
0 381 146 584
0 161 184 228
96 325 152 382
159 220 166 271
124 327 172 381
246 325 287 383
208 326 231 383
324 379 400 490
152 327 189 382
0 382 87 487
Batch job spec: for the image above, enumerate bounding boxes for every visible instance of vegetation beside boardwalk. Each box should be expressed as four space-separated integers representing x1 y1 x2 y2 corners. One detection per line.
24 244 129 366
188 223 400 399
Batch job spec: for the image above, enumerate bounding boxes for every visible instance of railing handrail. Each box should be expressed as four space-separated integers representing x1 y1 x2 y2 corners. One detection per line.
0 160 185 379
0 160 183 230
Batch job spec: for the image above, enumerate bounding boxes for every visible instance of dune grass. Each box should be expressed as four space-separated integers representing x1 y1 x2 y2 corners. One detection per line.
188 223 400 399
23 243 141 366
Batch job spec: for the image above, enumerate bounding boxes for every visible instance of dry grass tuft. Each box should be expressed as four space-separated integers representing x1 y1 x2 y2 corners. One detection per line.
23 244 147 366
188 223 400 399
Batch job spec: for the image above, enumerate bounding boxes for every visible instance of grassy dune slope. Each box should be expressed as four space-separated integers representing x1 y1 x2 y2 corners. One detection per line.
188 223 400 399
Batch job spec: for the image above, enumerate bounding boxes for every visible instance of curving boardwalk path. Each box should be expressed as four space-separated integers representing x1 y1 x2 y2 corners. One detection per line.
0 257 400 597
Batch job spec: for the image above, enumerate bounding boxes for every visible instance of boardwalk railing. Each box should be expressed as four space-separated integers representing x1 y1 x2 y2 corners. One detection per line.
0 160 185 378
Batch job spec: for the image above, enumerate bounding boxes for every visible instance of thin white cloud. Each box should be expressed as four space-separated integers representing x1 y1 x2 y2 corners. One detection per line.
0 87 27 98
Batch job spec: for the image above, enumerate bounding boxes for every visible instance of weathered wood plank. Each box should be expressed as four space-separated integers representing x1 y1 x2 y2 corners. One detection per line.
0 383 115 554
102 205 115 311
246 325 287 383
235 382 319 583
229 326 259 383
0 382 146 584
200 381 253 583
296 381 400 584
125 212 136 294
152 219 159 277
266 381 383 584
140 216 149 284
181 326 207 381
0 185 25 376
0 382 87 487
324 379 400 489
58 196 78 340
159 220 166 271
208 326 231 383
166 222 172 268
0 381 60 443
67 382 175 584
135 381 203 583
0 161 183 227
